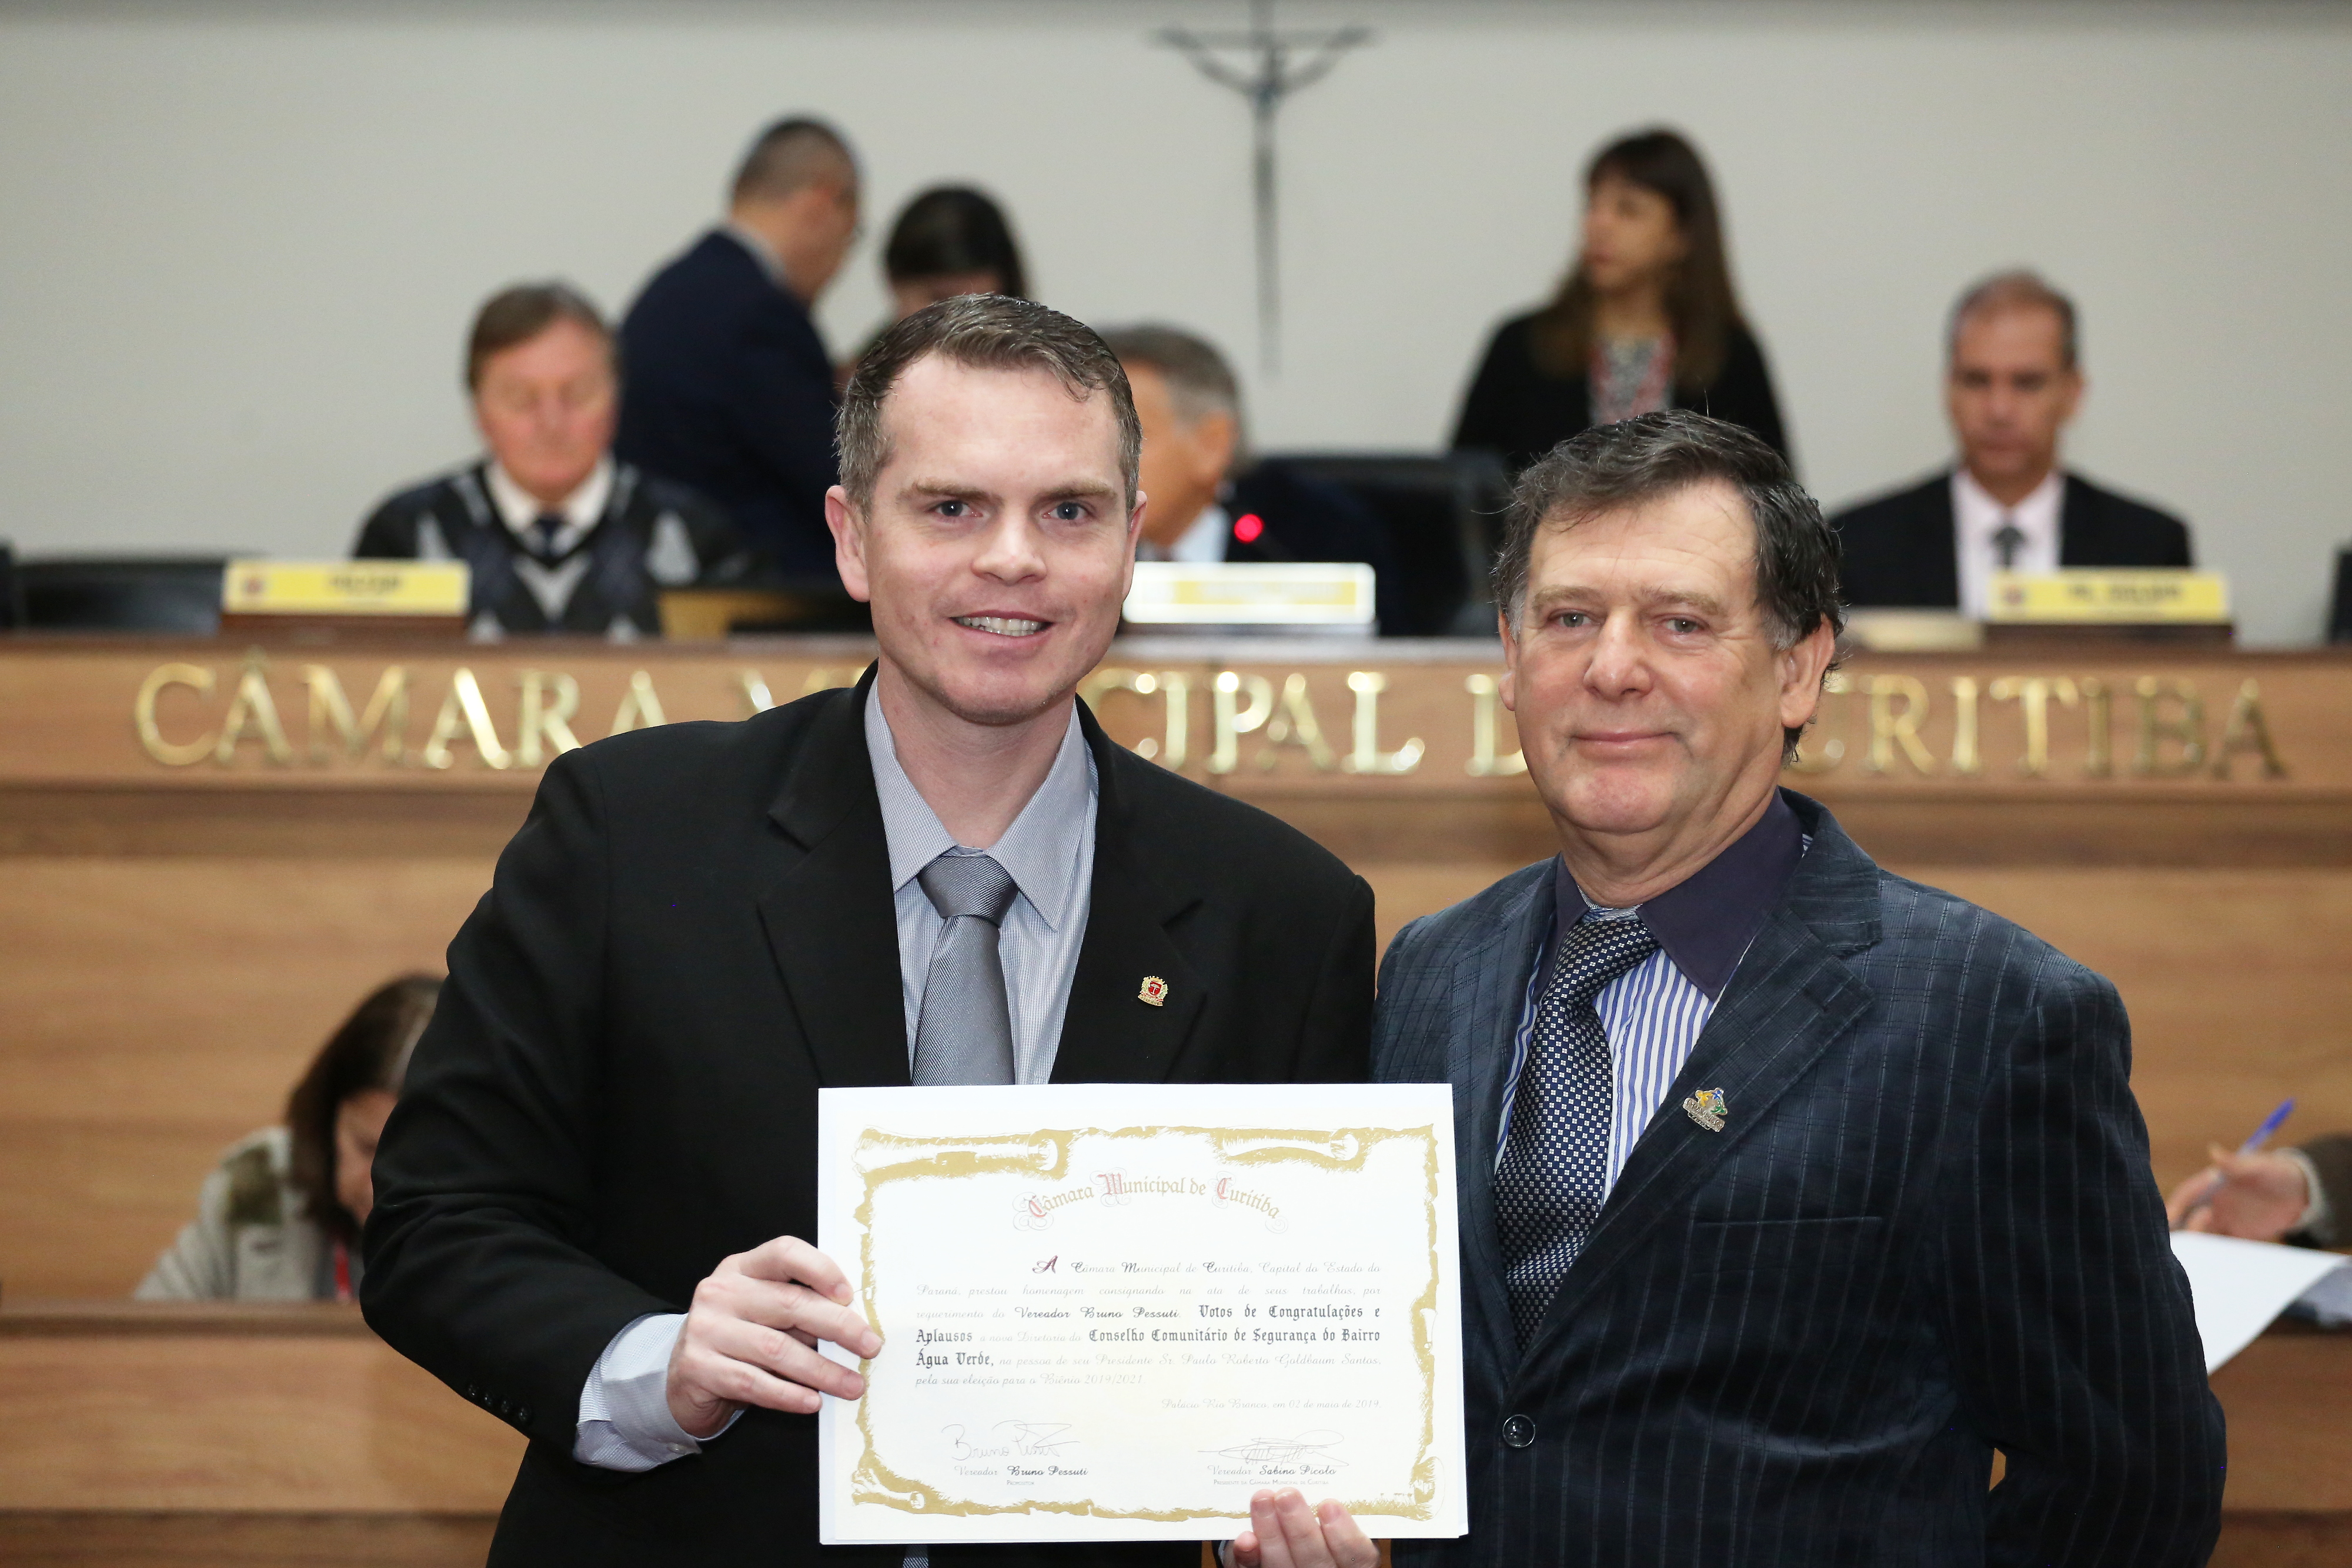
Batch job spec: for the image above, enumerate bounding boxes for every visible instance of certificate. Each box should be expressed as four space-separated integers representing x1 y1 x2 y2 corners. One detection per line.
816 1082 1466 1544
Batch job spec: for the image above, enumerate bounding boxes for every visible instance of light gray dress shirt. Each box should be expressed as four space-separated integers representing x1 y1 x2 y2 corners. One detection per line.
572 692 1098 1472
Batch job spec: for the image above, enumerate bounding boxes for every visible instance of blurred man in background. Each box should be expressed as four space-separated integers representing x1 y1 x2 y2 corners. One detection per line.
354 283 751 638
617 116 860 583
1832 270 2193 614
1101 325 1397 626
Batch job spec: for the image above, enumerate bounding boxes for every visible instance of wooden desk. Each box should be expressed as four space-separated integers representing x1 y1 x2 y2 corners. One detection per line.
0 1300 519 1565
0 1303 2341 1564
4 635 2348 1301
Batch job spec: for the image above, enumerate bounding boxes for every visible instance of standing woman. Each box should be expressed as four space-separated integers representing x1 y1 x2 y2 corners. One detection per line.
1452 128 1788 474
842 185 1029 386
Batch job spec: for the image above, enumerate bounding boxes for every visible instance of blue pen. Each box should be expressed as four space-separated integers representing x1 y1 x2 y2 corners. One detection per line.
2177 1096 2296 1227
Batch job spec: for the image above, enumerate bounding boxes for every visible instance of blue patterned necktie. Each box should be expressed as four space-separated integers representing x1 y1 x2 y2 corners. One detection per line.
1494 912 1661 1347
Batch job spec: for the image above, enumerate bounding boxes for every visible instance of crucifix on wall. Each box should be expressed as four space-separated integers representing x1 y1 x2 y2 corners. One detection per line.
1155 0 1374 375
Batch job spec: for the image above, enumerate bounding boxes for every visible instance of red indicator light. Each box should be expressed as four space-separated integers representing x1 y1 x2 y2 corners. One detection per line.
1233 513 1265 543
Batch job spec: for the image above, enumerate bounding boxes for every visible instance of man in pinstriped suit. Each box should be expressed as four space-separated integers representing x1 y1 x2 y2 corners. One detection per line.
1244 411 2223 1568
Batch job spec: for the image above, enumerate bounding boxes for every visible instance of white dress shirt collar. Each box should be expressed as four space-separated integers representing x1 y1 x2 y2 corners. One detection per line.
1137 503 1230 566
864 688 1094 932
1952 466 2063 620
484 456 614 556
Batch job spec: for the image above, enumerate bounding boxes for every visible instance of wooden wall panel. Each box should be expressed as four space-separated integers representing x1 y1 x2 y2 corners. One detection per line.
2 640 2348 1300
0 860 493 1299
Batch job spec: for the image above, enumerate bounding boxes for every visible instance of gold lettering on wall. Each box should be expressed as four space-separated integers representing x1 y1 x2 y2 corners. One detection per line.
1257 673 1337 771
739 667 859 718
420 668 513 770
213 652 293 767
1462 673 1526 777
1863 674 1937 775
1209 672 1273 775
1342 672 1424 775
2080 677 2114 777
133 663 217 766
1947 677 1983 775
609 670 668 734
1082 668 1193 771
1988 676 2079 778
516 671 583 766
2212 679 2288 780
2133 677 2206 777
303 664 409 765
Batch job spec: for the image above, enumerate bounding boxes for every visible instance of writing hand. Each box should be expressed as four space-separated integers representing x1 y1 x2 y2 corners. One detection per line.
2166 1145 2310 1241
1231 1487 1378 1568
666 1235 881 1439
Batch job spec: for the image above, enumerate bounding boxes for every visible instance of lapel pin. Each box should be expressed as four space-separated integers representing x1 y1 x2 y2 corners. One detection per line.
1138 975 1169 1008
1682 1088 1728 1133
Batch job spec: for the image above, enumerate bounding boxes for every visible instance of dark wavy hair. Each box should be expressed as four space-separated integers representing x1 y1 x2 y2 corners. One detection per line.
1529 128 1747 390
884 186 1028 300
1494 411 1842 761
284 974 440 1245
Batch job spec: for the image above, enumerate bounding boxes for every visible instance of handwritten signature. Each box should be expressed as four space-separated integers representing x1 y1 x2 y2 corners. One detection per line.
946 1421 1078 1460
1204 1430 1347 1465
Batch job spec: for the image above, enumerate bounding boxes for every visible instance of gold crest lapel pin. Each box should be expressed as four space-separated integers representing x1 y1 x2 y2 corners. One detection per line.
1681 1088 1728 1133
1138 975 1169 1007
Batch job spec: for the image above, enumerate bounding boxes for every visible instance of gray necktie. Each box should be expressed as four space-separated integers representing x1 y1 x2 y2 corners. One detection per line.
911 852 1020 1086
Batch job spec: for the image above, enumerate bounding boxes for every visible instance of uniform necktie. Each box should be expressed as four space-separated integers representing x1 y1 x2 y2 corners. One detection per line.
1992 515 2026 570
911 852 1020 1086
1494 912 1660 1348
530 512 566 559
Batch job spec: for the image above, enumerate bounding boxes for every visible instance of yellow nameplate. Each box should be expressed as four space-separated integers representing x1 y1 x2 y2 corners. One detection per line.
222 560 470 617
1124 561 1375 627
1987 570 2230 624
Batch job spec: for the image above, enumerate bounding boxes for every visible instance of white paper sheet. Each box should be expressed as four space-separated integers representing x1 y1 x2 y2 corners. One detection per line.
2169 1231 2350 1371
815 1081 1466 1545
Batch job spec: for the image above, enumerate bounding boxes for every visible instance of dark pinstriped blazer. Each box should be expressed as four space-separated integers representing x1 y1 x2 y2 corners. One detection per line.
1376 791 2223 1567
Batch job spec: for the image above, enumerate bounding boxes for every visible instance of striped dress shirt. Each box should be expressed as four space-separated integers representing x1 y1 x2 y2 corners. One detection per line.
1495 794 1806 1195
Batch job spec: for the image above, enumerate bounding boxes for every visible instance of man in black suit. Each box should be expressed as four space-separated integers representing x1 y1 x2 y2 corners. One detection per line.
362 295 1375 1566
1257 412 2223 1568
1100 325 1399 628
1831 271 2193 613
616 116 861 582
354 282 756 637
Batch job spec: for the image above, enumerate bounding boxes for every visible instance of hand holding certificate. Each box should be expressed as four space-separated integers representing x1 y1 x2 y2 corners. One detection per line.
815 1082 1467 1546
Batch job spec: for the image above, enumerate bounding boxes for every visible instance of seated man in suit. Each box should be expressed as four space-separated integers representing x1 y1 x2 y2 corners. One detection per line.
1253 411 2222 1568
362 295 1375 1564
617 116 861 582
354 283 754 637
1830 271 2193 614
1101 325 1399 627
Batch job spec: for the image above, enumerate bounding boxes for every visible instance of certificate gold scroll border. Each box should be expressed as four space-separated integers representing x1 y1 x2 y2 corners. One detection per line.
847 1123 1442 1526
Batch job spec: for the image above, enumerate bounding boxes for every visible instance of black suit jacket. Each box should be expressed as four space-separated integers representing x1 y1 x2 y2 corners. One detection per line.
1831 469 2195 608
362 674 1374 1566
1451 314 1790 474
616 230 841 579
1373 793 2223 1567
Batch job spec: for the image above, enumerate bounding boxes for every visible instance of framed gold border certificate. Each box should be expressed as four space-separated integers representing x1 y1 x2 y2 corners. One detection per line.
816 1083 1467 1545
